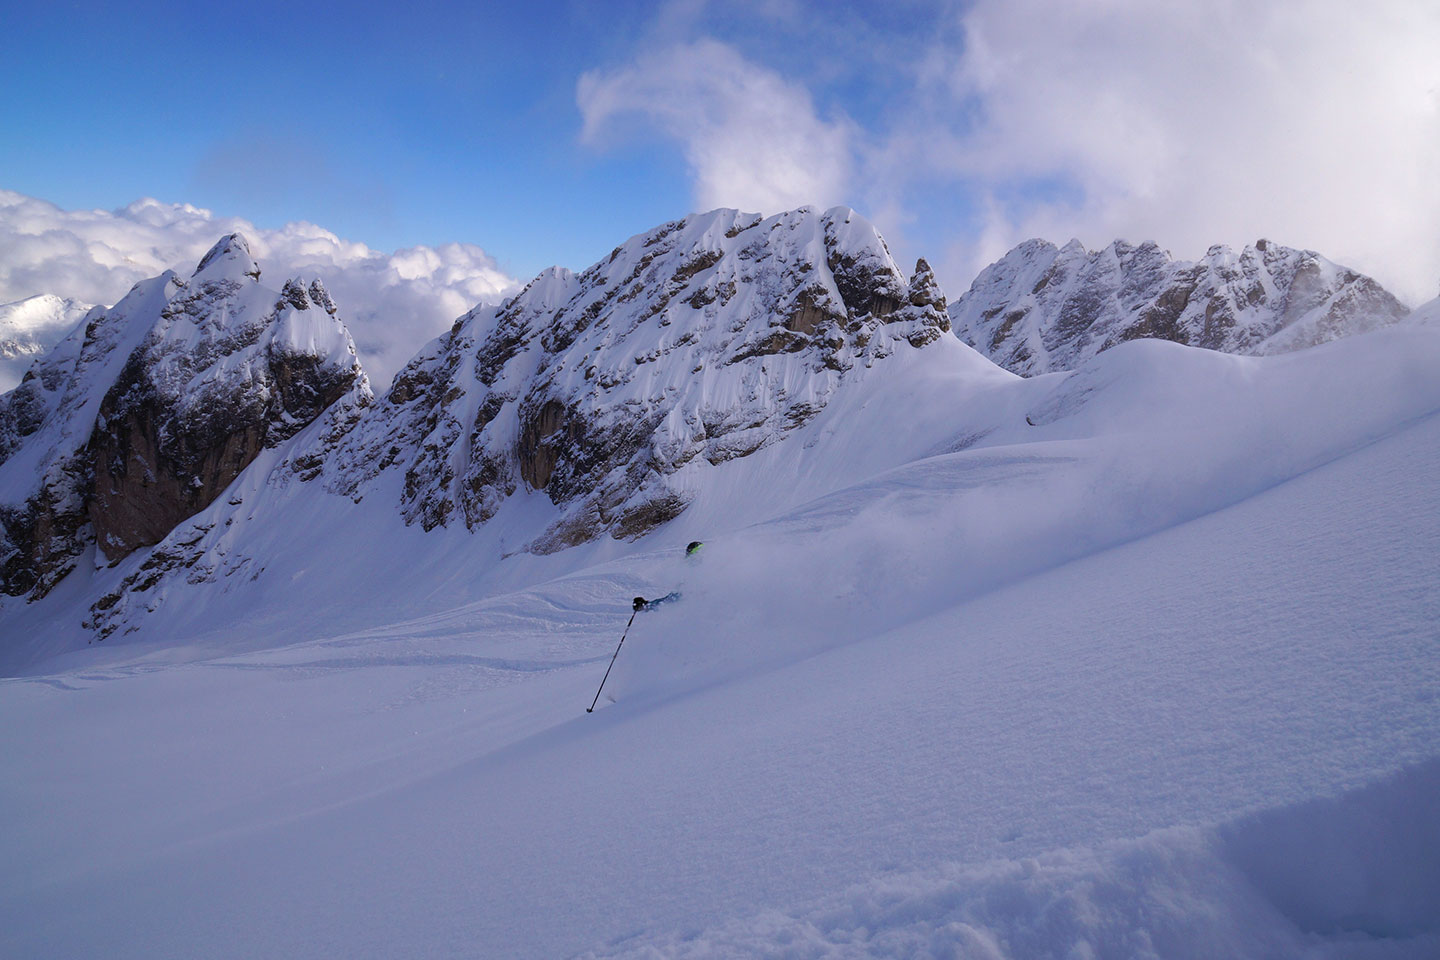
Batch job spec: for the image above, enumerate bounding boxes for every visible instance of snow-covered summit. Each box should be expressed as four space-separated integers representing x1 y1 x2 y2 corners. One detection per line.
0 234 368 599
303 205 952 550
192 232 262 282
950 237 1411 375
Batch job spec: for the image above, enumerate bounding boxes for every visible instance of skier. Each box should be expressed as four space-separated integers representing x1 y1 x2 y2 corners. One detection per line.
587 541 704 711
633 541 702 611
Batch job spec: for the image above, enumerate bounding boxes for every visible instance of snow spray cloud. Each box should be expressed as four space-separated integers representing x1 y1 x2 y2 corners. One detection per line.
0 190 519 388
610 464 1111 707
613 327 1440 708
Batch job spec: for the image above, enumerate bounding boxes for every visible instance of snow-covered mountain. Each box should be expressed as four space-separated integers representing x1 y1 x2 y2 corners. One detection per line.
0 294 94 393
70 207 966 640
0 234 367 601
3 205 1439 959
317 206 950 547
951 238 1411 375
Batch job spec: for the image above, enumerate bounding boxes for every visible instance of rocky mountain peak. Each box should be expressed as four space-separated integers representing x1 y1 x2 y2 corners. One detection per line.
0 239 368 599
291 205 951 552
950 237 1410 375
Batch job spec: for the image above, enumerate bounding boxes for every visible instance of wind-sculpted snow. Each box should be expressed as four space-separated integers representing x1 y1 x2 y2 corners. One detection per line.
299 206 950 551
951 237 1410 375
581 762 1440 959
0 234 368 600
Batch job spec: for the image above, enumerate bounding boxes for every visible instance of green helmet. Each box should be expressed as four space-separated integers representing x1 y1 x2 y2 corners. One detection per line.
686 541 703 557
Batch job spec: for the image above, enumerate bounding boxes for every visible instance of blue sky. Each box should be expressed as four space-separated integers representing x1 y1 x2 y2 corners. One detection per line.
3 0 1438 302
3 1 693 277
0 0 968 282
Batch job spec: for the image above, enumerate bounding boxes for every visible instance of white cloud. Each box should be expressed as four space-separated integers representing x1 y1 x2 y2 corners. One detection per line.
927 0 1440 304
0 190 520 388
577 39 854 216
579 2 1440 307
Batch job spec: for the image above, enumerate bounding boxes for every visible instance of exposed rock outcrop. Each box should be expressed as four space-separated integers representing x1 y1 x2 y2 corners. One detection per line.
950 238 1410 375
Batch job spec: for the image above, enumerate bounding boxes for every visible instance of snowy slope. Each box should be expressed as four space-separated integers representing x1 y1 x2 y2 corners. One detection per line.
951 238 1411 375
1409 294 1440 327
0 293 94 393
1 203 1436 957
1 323 1438 958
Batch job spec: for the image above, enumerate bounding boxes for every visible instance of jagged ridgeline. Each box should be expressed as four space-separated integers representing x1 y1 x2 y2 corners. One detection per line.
950 238 1410 376
0 206 949 621
298 206 948 552
0 235 369 599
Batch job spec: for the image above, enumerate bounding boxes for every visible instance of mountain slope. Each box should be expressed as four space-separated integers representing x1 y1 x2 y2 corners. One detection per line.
0 234 368 599
951 238 1410 375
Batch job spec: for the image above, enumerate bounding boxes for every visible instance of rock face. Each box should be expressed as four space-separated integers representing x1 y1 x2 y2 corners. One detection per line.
0 234 368 599
950 238 1411 375
303 206 950 552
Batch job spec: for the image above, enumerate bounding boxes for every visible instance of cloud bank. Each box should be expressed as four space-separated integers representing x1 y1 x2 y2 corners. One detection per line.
578 0 1440 306
0 190 519 388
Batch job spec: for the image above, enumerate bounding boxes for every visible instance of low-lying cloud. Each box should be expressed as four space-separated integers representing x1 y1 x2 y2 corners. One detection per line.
0 190 520 388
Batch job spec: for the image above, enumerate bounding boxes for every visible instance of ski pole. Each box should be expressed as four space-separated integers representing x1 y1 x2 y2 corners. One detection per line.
586 599 644 713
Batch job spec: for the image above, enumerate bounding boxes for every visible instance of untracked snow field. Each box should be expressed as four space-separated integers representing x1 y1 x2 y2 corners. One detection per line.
3 329 1439 958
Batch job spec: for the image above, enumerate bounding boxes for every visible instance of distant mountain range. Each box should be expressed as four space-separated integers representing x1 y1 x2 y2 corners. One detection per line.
0 294 95 393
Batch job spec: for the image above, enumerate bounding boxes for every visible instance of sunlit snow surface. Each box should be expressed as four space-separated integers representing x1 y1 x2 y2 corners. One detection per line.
3 325 1439 958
